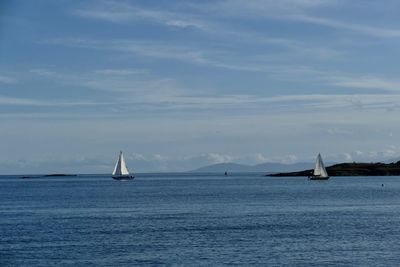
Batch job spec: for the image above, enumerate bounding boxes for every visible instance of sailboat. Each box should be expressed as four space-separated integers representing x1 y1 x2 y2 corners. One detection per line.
112 151 134 180
309 153 329 180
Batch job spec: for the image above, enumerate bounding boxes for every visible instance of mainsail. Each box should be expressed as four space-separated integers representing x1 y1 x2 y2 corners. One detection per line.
313 153 328 177
112 151 130 176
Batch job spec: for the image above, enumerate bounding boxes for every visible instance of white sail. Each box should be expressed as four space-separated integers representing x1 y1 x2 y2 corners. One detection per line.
112 151 130 176
313 153 328 177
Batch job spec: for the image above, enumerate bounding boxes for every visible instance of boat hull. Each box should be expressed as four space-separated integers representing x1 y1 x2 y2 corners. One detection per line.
112 175 134 181
308 176 330 180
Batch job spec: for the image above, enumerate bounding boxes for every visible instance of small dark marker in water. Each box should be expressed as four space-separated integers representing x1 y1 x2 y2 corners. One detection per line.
382 184 384 187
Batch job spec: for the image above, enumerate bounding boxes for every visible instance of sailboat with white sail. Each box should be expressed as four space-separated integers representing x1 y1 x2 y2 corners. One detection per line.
309 153 329 180
112 151 134 180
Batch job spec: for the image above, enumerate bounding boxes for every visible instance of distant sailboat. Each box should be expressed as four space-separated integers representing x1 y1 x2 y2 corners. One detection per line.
112 151 134 180
309 153 329 180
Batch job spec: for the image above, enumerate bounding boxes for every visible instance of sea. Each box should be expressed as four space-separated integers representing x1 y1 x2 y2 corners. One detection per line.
1 173 400 266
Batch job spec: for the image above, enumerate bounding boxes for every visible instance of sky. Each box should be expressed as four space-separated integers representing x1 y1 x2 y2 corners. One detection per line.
2 0 400 174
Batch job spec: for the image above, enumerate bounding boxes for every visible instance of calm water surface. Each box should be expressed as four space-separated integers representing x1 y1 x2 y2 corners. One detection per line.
1 174 400 266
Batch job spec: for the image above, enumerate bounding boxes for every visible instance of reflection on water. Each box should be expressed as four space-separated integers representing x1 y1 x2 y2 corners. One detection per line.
1 174 400 266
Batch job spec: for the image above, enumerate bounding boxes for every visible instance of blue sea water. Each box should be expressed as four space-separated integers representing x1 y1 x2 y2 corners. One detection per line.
1 173 400 266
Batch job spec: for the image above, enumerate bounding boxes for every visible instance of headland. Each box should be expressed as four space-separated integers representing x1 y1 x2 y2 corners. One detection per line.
268 161 400 177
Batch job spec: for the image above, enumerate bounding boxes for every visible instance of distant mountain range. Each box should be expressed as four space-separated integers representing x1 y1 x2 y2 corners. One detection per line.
190 162 317 173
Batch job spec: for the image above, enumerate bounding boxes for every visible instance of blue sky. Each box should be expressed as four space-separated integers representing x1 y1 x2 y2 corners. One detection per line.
2 0 400 173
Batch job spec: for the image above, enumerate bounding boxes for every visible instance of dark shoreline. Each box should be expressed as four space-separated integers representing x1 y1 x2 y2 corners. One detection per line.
21 174 78 179
268 162 400 177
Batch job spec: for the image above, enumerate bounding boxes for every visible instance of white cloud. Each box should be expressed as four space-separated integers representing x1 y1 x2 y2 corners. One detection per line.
8 70 400 112
152 154 168 161
254 153 268 163
349 149 400 162
204 0 337 17
289 14 400 38
343 153 353 162
74 1 206 30
33 40 400 94
323 147 400 164
0 75 17 84
329 76 400 91
44 37 341 75
29 68 56 76
129 153 146 161
205 1 400 39
9 64 400 112
0 95 106 107
284 154 298 163
70 0 346 66
74 2 162 23
0 96 41 105
95 69 148 76
205 153 235 164
46 38 209 65
165 20 203 29
74 9 132 23
326 127 353 136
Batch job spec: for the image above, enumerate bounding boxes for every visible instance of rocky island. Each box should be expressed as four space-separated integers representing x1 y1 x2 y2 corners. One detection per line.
268 161 400 177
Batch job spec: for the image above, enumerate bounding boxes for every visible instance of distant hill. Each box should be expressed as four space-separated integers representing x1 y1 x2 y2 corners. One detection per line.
252 162 314 172
190 162 314 173
269 161 400 177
